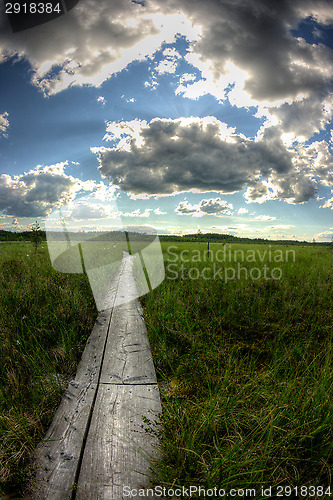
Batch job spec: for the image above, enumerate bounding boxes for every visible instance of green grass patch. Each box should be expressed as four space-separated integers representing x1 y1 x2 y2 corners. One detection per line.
142 242 333 497
0 242 97 496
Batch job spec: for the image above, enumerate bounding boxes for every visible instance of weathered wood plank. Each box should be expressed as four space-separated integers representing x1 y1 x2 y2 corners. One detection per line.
100 299 157 385
33 381 97 500
74 309 112 384
33 251 162 499
99 252 157 385
33 309 112 499
112 253 144 307
76 384 162 500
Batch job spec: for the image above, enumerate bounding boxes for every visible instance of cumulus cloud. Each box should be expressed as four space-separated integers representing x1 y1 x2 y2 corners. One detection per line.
176 198 233 216
266 95 333 144
245 129 333 204
88 182 118 201
175 0 333 105
0 163 103 217
175 201 197 215
121 95 136 103
0 0 331 150
199 198 233 214
315 228 333 239
244 173 318 204
172 0 333 144
93 116 332 204
97 96 106 105
1 0 330 107
94 116 290 194
0 112 9 137
0 0 198 95
68 202 110 220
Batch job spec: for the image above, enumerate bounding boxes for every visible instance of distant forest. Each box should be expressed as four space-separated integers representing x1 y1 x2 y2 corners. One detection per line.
0 229 330 246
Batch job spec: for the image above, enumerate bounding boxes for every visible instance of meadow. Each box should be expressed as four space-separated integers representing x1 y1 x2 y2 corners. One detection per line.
141 242 333 498
0 241 97 497
0 239 332 498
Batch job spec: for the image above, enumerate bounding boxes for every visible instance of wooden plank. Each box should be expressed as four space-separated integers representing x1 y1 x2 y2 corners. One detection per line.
74 309 112 384
76 384 162 500
33 252 162 499
32 309 112 499
33 381 97 500
100 299 157 385
99 253 157 385
112 253 145 307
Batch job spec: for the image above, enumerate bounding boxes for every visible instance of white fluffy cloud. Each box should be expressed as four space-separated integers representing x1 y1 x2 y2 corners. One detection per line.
0 163 102 217
175 0 333 103
265 95 333 144
1 0 331 110
1 0 332 212
0 0 198 95
176 198 233 216
315 228 333 239
119 208 153 218
171 0 333 144
322 196 333 209
0 112 9 137
155 47 181 75
68 201 110 220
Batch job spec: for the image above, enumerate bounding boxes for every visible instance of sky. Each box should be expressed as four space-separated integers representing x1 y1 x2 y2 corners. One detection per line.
0 0 332 241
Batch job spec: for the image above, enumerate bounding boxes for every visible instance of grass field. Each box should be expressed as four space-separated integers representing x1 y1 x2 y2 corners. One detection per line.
0 241 97 497
141 242 333 498
0 240 332 498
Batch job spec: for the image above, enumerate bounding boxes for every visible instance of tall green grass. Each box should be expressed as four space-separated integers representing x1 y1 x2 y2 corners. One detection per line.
1 240 332 498
0 242 97 496
142 243 333 498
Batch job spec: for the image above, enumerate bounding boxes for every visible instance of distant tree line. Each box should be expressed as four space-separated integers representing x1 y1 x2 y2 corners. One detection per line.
0 229 46 242
159 233 331 246
0 229 331 246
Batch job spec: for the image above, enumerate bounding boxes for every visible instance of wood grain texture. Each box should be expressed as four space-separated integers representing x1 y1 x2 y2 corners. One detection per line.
74 309 112 384
76 384 162 500
33 251 161 500
100 300 157 385
34 381 97 500
33 309 112 500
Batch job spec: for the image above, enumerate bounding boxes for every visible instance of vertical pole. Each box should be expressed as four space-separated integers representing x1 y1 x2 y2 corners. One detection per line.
78 243 87 274
207 241 209 258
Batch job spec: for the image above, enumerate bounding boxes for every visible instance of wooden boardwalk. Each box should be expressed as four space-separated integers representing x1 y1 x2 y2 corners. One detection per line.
33 253 161 500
